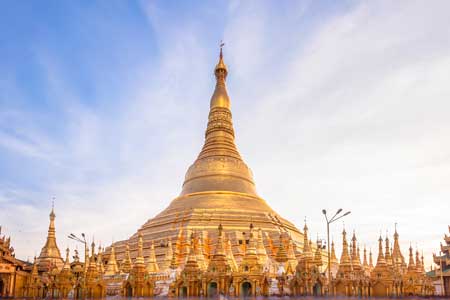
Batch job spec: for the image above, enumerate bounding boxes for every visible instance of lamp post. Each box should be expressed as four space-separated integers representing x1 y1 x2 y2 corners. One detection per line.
322 208 351 295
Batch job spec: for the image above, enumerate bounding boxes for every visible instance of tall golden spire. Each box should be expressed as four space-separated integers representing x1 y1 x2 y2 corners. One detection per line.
215 223 226 256
369 249 374 269
392 224 406 270
207 224 230 272
420 251 425 274
314 238 323 267
195 233 208 271
84 245 90 274
105 244 119 276
363 246 369 274
275 233 288 264
31 256 39 276
211 43 229 109
121 243 132 273
180 45 257 196
162 238 173 271
146 241 160 274
375 236 386 267
89 241 97 270
302 222 312 255
415 249 422 273
97 245 105 274
256 228 268 265
37 204 64 270
330 241 338 263
62 247 71 271
351 231 362 271
385 235 393 269
225 237 238 271
407 245 416 271
135 233 145 266
337 228 353 276
183 234 200 273
339 229 351 265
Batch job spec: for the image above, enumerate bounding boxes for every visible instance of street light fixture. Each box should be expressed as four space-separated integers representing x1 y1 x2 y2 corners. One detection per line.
68 233 88 270
322 208 351 294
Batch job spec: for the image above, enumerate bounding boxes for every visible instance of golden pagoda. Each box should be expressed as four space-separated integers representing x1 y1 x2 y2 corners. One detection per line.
0 227 30 298
112 46 305 267
36 206 64 271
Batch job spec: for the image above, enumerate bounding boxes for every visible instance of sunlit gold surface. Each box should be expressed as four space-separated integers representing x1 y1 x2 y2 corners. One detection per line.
36 207 64 271
2 48 437 299
112 48 305 264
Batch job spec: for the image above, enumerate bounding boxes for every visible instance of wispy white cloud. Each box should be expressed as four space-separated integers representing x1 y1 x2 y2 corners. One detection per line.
223 0 450 265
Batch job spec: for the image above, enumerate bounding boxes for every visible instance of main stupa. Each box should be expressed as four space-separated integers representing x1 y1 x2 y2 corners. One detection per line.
112 48 305 267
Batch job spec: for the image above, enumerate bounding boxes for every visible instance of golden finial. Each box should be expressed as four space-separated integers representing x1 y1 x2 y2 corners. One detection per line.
214 40 228 76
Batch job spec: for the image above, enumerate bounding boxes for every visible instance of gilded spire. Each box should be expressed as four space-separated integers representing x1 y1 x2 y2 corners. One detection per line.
37 205 64 271
302 222 312 256
135 233 145 266
97 245 105 274
246 224 257 256
62 247 71 271
162 238 173 271
363 246 369 273
376 235 386 267
146 241 159 273
208 224 230 273
314 239 323 267
339 229 351 265
195 233 208 271
215 224 226 256
225 237 238 271
337 228 353 276
89 241 97 269
169 242 179 269
421 251 425 274
31 256 38 276
363 247 367 266
408 245 416 271
330 241 338 263
211 42 229 109
182 233 200 274
105 245 119 276
385 236 393 268
121 243 132 273
415 249 422 273
256 228 268 265
275 233 288 263
351 231 362 271
392 224 406 270
369 249 374 269
84 245 90 274
180 45 257 196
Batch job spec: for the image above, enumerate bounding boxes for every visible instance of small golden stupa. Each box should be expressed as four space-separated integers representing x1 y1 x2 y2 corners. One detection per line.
112 47 305 266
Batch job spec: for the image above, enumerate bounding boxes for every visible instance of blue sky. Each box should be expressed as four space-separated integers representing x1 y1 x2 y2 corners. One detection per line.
1 1 449 267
